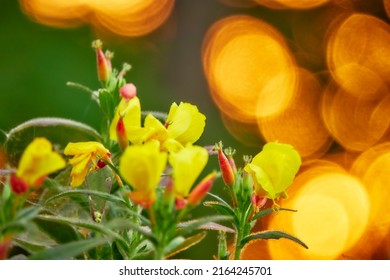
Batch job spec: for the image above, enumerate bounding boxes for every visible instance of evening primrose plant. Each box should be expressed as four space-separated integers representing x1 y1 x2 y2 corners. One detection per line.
0 40 307 260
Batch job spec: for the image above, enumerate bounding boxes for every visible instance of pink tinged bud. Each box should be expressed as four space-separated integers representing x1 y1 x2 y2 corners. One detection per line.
228 155 237 173
10 174 29 194
187 172 217 206
175 198 187 210
218 149 235 187
251 194 267 211
119 83 137 100
116 117 128 151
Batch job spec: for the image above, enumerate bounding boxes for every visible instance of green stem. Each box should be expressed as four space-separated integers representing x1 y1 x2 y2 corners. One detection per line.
66 82 98 101
233 223 244 260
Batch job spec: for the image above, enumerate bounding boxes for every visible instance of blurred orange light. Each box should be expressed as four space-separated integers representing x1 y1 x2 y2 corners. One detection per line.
253 0 330 10
350 143 390 258
257 68 332 161
19 0 89 28
321 82 390 152
202 15 297 124
19 0 175 37
266 161 369 259
327 13 390 100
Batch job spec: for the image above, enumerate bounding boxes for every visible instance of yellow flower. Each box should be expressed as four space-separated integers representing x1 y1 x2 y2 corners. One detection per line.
109 96 141 142
169 145 208 199
119 141 167 208
10 137 66 193
166 102 206 145
64 141 111 187
127 113 168 145
126 102 206 152
244 142 301 201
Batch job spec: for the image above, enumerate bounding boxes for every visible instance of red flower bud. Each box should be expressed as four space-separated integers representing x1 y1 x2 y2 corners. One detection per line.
10 174 29 194
119 83 137 100
175 198 187 210
251 194 267 211
92 40 110 82
217 148 235 187
116 117 128 151
188 172 216 206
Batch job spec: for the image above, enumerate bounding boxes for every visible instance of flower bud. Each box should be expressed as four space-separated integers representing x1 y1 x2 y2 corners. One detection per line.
251 194 267 212
10 174 29 194
187 172 217 206
119 83 137 100
92 40 110 83
116 117 128 151
175 198 187 210
217 145 235 187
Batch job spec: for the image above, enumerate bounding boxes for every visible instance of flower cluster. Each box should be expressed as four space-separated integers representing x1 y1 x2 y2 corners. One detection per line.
0 40 305 260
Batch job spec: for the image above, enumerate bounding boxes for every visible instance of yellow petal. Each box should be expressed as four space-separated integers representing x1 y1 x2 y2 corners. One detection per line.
64 141 109 157
64 141 111 187
17 137 66 186
167 102 206 145
119 141 167 205
109 97 141 140
169 145 208 198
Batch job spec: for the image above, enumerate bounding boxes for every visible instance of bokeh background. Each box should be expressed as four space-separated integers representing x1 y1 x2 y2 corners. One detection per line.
1 0 390 259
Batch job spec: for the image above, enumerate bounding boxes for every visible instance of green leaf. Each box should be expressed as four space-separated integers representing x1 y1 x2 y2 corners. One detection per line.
98 89 115 120
34 216 80 244
164 236 186 256
35 215 129 249
44 189 126 208
14 206 42 222
105 218 154 241
13 238 49 254
165 232 206 259
195 222 235 233
178 215 233 236
4 117 101 165
240 230 308 249
29 237 108 260
206 192 231 208
203 200 235 215
251 207 297 221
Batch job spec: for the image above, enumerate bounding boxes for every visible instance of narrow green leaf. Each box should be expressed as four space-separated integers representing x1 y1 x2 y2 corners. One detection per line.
34 216 80 244
206 192 231 208
178 215 233 236
251 207 297 221
14 238 49 254
14 206 41 222
195 222 235 233
165 233 206 259
164 236 186 256
4 117 101 165
29 237 108 260
35 215 129 249
105 218 154 241
203 201 235 216
240 230 308 249
44 189 126 207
